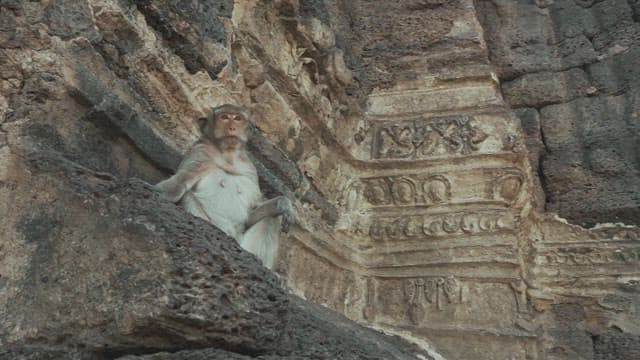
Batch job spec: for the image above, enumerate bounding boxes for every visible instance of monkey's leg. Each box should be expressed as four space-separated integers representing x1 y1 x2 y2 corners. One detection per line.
246 196 294 232
241 217 280 269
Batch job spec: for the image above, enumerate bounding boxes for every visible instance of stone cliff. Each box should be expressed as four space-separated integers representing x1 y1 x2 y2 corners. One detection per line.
1 1 638 359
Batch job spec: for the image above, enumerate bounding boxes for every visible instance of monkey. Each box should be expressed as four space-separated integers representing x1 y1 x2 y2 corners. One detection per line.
154 104 294 269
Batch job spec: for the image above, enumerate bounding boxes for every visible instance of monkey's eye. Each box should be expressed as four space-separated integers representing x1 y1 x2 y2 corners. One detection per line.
233 115 244 122
220 114 230 120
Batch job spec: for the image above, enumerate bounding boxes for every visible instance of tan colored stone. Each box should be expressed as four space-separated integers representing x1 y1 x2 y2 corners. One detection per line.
298 18 335 51
2 1 639 359
250 81 301 139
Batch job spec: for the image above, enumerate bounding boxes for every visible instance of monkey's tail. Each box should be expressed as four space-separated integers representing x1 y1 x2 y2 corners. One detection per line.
240 217 280 270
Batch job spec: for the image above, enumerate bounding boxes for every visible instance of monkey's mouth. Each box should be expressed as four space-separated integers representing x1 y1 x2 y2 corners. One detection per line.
222 134 246 142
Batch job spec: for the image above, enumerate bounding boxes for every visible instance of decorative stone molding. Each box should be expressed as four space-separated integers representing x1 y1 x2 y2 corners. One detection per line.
368 210 518 242
371 115 488 160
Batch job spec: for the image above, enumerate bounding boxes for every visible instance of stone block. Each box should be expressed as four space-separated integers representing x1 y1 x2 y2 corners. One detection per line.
503 68 592 108
594 329 640 360
476 0 559 78
540 94 640 225
588 47 640 94
550 0 600 39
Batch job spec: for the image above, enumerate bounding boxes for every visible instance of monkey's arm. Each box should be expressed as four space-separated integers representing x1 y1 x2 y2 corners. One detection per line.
246 196 295 233
154 144 213 203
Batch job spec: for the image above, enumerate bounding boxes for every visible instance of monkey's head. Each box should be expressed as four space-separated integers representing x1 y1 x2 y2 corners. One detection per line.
199 104 250 146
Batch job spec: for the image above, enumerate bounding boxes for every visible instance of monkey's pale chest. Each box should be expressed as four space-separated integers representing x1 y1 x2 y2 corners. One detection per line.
189 169 261 237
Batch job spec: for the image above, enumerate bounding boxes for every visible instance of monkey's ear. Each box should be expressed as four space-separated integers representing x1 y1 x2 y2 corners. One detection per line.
197 117 208 131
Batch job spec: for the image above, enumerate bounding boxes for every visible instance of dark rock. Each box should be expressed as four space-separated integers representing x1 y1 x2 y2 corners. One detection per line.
1 149 289 358
480 0 640 227
594 328 640 360
1 147 430 360
299 0 330 24
556 34 598 69
539 94 640 226
632 0 640 21
118 348 254 360
503 68 593 108
514 107 546 208
545 303 594 359
116 296 433 360
476 1 558 80
588 47 640 95
44 0 101 42
551 303 586 324
65 40 183 173
277 296 430 360
130 0 232 78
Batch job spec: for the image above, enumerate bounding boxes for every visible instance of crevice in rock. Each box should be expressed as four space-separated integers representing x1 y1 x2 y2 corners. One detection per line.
131 0 227 79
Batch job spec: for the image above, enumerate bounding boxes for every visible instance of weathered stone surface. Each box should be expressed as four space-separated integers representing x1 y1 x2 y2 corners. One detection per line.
44 0 100 41
530 218 640 360
594 329 640 360
1 148 288 357
539 94 640 226
503 68 593 108
130 0 232 78
514 107 546 209
0 1 436 358
588 47 640 94
0 147 431 360
476 0 559 79
116 296 433 360
478 0 640 227
2 1 640 359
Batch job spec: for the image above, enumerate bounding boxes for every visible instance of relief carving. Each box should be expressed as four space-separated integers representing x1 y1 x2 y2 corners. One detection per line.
542 248 640 266
369 211 517 241
362 178 393 206
510 280 529 314
372 115 488 159
361 168 525 208
404 276 466 324
423 175 450 204
491 169 524 203
362 277 377 321
339 180 364 211
362 175 451 207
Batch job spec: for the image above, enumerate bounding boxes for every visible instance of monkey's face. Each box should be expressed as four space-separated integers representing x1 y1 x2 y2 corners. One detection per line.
212 112 249 143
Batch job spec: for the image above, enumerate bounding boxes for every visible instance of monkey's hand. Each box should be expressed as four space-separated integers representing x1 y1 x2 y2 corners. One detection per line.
153 179 185 203
247 196 295 232
277 197 295 233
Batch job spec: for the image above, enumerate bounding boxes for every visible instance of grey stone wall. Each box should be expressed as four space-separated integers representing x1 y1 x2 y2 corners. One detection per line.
477 0 640 227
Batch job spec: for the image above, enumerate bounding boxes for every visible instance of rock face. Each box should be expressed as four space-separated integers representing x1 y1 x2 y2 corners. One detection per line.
3 154 288 357
477 0 640 227
1 1 639 360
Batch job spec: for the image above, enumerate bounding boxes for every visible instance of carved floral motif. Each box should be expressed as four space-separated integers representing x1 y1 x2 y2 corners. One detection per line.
542 247 640 266
369 211 517 241
372 115 489 159
360 168 525 208
362 175 451 207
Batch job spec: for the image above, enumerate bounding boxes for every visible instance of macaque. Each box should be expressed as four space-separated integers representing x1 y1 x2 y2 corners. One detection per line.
155 104 294 269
